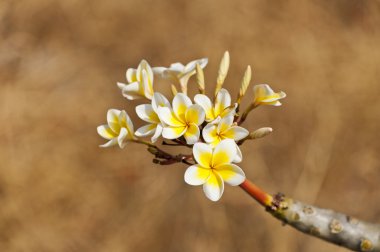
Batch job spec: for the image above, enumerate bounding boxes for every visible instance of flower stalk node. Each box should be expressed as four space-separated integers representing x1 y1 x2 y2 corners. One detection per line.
269 192 287 212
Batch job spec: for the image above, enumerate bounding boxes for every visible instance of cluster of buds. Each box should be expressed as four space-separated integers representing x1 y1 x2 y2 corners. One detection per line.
97 52 286 201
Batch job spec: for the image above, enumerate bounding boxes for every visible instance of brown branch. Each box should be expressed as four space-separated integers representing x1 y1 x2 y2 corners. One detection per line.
240 179 380 252
147 146 194 165
162 141 182 146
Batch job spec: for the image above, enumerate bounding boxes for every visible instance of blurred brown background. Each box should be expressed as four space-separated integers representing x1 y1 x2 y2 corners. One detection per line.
1 0 380 251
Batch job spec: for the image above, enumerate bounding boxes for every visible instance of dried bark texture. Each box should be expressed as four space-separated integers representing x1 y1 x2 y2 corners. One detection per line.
270 195 380 251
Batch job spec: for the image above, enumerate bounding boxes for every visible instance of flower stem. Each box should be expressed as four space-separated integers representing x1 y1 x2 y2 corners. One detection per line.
238 103 256 125
239 179 273 207
132 139 156 148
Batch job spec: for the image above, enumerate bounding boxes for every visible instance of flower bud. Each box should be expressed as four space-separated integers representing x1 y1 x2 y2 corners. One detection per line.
215 51 230 96
249 127 273 139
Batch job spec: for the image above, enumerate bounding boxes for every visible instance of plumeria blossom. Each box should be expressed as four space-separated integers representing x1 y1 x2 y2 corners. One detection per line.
184 139 245 201
253 84 286 107
203 115 249 147
194 88 236 123
203 115 248 163
135 92 171 143
157 93 205 144
154 58 208 94
117 60 155 100
97 109 135 148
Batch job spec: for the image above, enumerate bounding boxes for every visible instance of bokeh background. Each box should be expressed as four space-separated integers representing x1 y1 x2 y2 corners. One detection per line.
1 0 380 251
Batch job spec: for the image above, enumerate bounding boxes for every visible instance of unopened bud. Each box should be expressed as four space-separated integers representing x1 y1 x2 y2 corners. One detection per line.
239 65 252 99
215 51 230 96
250 127 273 139
196 63 205 94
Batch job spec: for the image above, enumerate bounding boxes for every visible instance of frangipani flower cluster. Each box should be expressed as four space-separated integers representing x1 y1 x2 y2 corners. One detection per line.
97 51 286 201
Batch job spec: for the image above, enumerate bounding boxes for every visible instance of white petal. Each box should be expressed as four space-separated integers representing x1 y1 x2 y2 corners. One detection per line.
217 115 234 133
214 88 231 116
203 172 224 201
119 81 143 100
212 139 237 167
125 112 134 134
183 60 198 74
184 165 211 185
279 91 286 99
141 69 153 100
209 116 222 125
193 142 213 168
107 109 121 123
233 144 243 163
223 126 249 141
126 69 137 83
162 126 186 139
202 123 218 144
119 110 134 135
184 58 208 73
142 60 154 81
118 127 128 148
198 58 208 68
272 101 282 106
106 109 121 132
185 104 205 126
135 124 157 137
152 92 171 113
184 123 200 144
261 97 282 103
135 104 160 123
172 93 192 120
99 138 118 148
117 82 126 90
151 124 163 143
194 94 214 121
152 67 167 77
97 125 117 140
253 84 274 98
264 100 282 106
215 164 245 186
157 107 184 126
196 58 208 68
220 103 237 118
137 60 154 81
168 62 185 72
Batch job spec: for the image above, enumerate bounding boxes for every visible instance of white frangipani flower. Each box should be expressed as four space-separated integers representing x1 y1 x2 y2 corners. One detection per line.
194 88 236 123
157 93 205 144
202 115 249 147
97 109 135 148
184 139 246 201
117 60 155 100
135 92 171 143
154 58 208 95
203 115 248 163
253 84 286 107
